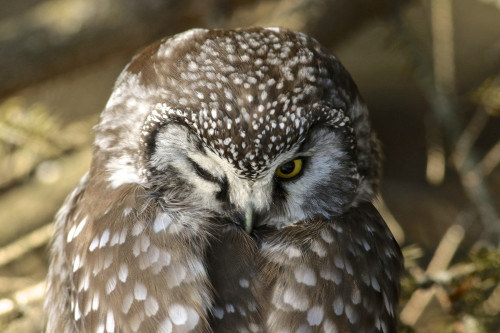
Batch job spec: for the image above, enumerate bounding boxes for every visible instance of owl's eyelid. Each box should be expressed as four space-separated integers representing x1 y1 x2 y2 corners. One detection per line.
187 157 220 183
282 156 308 165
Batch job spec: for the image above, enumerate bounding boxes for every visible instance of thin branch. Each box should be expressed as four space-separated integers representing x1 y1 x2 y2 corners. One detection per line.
431 0 456 97
451 108 490 170
472 137 500 178
390 3 500 243
0 223 54 267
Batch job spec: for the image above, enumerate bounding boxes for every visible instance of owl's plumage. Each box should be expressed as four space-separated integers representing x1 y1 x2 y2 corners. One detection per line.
45 27 403 333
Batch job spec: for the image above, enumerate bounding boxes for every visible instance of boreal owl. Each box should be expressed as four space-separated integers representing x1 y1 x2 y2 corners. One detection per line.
45 27 403 333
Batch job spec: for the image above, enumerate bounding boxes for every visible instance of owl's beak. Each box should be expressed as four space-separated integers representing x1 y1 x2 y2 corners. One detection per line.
244 203 254 234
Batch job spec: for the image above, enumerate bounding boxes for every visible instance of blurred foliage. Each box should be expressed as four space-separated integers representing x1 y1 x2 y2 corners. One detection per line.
456 246 500 331
0 98 67 190
472 76 500 117
399 245 500 332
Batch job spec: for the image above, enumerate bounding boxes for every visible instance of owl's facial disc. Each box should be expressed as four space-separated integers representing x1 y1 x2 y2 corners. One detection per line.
149 123 359 231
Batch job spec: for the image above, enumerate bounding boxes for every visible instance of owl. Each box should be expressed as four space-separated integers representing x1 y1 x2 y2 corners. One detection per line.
44 27 403 333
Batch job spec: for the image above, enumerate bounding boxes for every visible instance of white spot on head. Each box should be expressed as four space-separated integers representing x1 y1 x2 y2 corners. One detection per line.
261 91 268 101
265 27 281 33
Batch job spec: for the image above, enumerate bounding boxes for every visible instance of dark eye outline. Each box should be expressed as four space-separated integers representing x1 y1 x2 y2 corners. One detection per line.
188 158 219 183
275 158 305 180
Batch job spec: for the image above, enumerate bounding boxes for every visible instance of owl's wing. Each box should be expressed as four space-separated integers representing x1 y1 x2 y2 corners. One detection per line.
45 176 215 332
260 202 403 333
45 173 89 332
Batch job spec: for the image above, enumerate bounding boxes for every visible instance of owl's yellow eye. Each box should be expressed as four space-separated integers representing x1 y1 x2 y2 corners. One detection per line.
275 159 303 179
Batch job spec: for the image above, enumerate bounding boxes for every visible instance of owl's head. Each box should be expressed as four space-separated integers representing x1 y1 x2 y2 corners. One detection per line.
93 27 380 232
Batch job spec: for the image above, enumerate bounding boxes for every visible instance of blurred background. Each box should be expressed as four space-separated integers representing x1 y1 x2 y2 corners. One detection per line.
0 0 499 332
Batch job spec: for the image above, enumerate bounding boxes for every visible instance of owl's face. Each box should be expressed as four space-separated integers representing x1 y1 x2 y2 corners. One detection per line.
150 123 357 230
96 27 378 232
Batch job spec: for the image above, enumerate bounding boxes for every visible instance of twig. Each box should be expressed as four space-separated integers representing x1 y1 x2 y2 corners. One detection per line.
426 224 465 277
451 108 490 171
425 113 446 185
471 136 500 178
375 196 405 244
431 0 456 97
482 282 500 316
0 223 54 267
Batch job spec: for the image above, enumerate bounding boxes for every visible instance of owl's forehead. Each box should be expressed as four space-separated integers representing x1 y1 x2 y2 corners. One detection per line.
135 28 354 178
